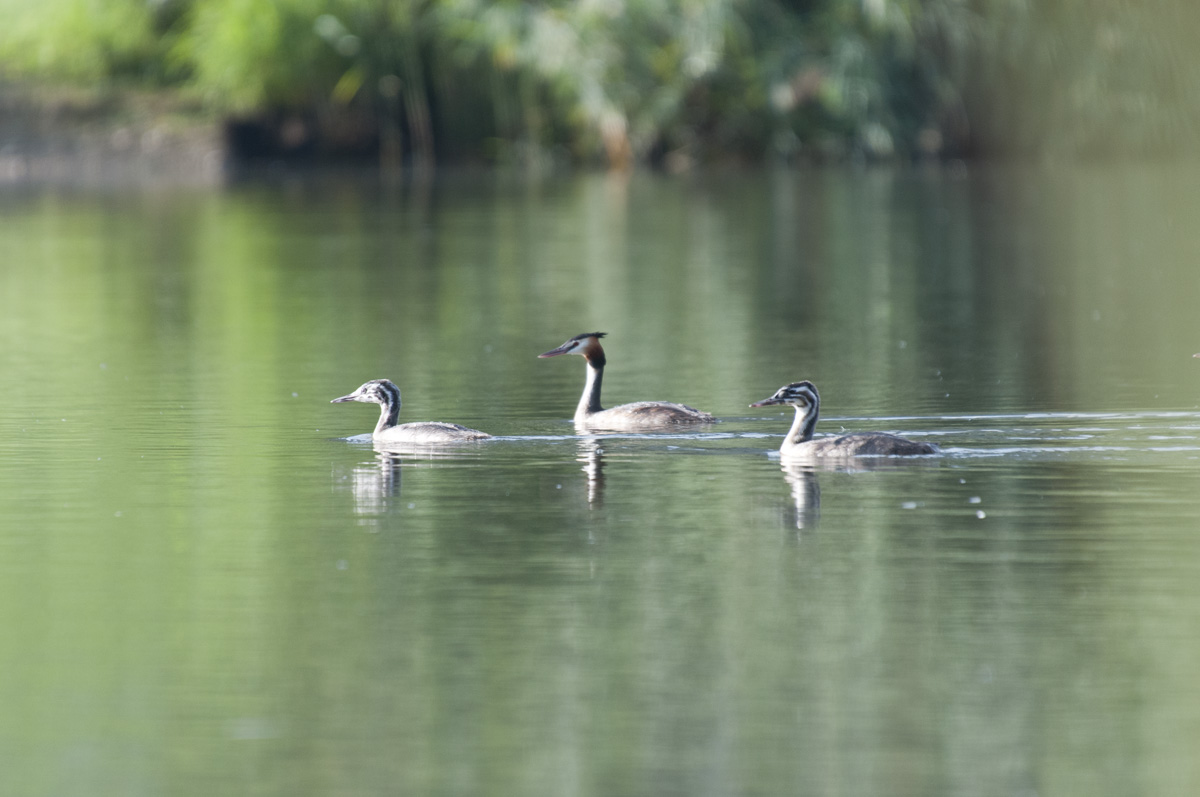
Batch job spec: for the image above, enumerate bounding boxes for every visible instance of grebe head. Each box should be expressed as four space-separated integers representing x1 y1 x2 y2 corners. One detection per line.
539 332 607 365
750 381 819 410
331 379 401 408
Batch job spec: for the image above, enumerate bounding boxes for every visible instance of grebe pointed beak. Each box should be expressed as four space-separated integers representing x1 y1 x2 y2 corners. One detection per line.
538 344 572 358
331 393 358 403
750 397 784 408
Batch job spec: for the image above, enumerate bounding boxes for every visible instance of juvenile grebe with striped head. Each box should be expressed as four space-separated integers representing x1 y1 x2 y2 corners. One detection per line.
751 381 937 458
331 379 491 443
539 332 715 431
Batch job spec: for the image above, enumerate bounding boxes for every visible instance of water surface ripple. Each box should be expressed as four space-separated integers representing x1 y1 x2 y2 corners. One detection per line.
3 167 1200 796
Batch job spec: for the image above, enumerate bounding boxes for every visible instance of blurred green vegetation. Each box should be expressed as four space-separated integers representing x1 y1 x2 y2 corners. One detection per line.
0 0 1196 165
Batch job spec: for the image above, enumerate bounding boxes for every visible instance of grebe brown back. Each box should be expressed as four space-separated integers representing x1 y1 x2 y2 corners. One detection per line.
750 381 937 458
538 332 715 431
331 379 491 443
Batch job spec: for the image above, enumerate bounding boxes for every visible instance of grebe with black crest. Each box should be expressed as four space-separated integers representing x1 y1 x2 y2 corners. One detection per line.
538 332 715 431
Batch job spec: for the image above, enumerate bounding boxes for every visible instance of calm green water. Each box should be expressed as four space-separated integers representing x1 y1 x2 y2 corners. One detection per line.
2 165 1200 796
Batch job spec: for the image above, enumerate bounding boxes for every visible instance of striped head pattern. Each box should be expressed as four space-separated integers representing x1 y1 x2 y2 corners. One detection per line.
750 381 819 411
331 379 402 408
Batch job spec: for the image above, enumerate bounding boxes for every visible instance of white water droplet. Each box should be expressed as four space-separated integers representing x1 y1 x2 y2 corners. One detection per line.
968 496 981 504
976 510 986 519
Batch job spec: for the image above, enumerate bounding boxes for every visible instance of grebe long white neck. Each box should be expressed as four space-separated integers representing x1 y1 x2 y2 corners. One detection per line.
751 380 937 458
781 384 819 447
578 344 606 421
359 379 402 434
539 331 607 422
332 379 490 443
539 332 714 431
751 381 819 451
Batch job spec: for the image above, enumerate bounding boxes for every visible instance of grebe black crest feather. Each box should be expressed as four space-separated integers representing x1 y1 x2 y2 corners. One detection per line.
774 382 818 406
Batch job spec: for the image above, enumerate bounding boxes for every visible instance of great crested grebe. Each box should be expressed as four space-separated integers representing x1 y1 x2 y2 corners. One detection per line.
331 379 491 443
751 381 937 458
539 332 715 431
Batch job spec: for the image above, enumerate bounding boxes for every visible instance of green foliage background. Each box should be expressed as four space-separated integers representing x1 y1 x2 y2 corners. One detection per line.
0 0 1195 164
